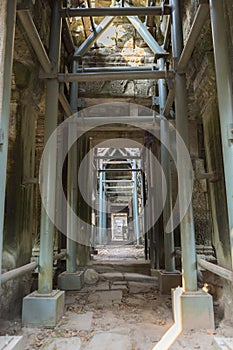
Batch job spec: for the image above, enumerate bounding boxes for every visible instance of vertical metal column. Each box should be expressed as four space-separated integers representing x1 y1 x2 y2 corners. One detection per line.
66 60 78 273
209 0 233 268
145 146 152 260
0 0 17 277
84 135 93 249
142 169 148 259
132 160 140 245
158 57 175 272
38 1 62 294
139 160 144 237
102 169 107 244
170 0 197 291
91 147 98 247
99 160 104 245
148 144 155 266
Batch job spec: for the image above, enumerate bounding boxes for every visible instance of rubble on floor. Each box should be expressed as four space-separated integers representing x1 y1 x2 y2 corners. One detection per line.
0 247 228 349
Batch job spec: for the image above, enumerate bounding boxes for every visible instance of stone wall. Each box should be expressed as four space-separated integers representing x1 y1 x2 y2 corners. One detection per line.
78 21 156 102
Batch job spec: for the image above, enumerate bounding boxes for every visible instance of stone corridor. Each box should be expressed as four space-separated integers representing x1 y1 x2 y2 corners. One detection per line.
1 1 233 348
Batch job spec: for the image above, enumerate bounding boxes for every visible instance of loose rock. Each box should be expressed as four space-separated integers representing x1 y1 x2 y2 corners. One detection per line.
84 269 99 285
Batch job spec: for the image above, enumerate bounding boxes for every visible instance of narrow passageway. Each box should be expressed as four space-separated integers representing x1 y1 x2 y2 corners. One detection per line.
1 0 233 348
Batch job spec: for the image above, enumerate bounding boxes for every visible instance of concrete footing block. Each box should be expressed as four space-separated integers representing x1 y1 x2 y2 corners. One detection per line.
158 270 182 294
22 290 65 327
57 270 84 290
0 336 24 350
175 289 215 330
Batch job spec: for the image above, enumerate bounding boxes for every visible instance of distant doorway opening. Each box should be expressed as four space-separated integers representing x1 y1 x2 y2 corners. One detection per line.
111 213 128 241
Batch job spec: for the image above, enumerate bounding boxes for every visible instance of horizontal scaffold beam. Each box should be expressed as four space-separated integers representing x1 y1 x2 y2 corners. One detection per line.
69 116 161 129
60 6 172 17
95 156 141 160
98 168 142 172
58 70 174 82
103 180 134 183
76 66 158 72
104 186 133 189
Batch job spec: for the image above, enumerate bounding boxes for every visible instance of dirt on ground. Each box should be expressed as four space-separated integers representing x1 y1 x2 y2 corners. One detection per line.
0 245 231 349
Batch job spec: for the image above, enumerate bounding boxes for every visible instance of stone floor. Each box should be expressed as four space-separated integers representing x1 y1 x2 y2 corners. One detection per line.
0 246 232 349
21 271 216 350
